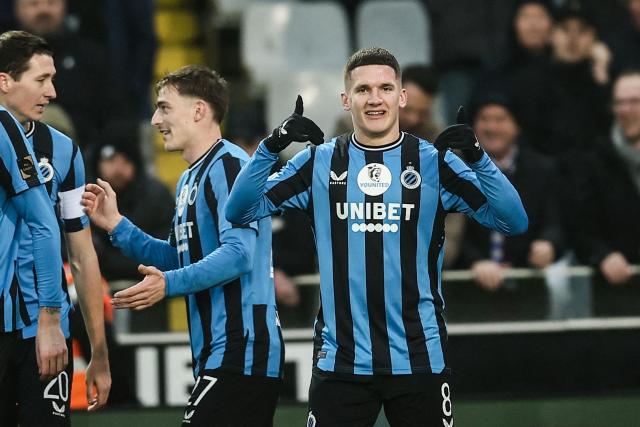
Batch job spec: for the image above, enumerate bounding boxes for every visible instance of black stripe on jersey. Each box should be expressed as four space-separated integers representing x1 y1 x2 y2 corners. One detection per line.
203 178 220 245
32 122 54 196
187 149 218 375
9 272 20 330
329 136 355 373
15 276 30 328
251 304 269 376
312 300 325 363
220 153 251 229
266 147 316 208
221 278 247 372
364 149 392 373
59 141 78 192
0 111 40 190
428 198 448 366
184 296 196 370
439 152 487 211
0 293 4 331
0 157 12 195
400 135 430 372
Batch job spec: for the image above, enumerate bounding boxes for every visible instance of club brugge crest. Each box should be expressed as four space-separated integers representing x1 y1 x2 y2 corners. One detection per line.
400 165 421 189
38 157 54 183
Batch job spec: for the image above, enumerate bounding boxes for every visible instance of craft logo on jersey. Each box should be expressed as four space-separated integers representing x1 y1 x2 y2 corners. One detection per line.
38 157 54 183
176 184 189 216
400 165 421 189
329 170 347 185
357 163 391 196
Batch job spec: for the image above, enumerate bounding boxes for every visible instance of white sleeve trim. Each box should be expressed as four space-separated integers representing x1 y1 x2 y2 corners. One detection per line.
58 185 85 220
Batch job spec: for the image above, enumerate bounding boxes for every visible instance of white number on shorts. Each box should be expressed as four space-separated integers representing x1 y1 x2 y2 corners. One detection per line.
441 382 452 417
187 375 217 407
43 371 69 402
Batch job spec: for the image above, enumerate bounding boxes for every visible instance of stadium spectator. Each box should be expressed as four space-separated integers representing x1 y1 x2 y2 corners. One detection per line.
571 72 640 289
90 122 174 284
226 47 527 427
531 0 612 156
487 0 555 146
83 65 283 426
14 0 112 148
605 0 640 77
456 93 564 291
424 0 514 123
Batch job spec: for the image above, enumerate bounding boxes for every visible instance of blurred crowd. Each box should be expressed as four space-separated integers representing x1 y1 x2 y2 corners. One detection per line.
2 0 640 307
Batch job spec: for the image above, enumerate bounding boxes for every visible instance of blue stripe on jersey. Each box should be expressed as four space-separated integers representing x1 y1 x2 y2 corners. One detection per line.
345 147 373 374
417 149 446 373
18 122 82 339
311 140 338 372
381 148 411 374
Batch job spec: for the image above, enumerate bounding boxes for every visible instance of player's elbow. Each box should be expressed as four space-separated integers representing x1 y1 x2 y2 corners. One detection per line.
504 212 528 236
234 244 255 276
224 203 252 226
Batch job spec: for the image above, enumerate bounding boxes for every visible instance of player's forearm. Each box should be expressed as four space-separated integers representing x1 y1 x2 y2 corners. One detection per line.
68 249 108 355
225 141 279 224
109 216 179 271
164 231 256 296
470 154 528 236
14 188 64 307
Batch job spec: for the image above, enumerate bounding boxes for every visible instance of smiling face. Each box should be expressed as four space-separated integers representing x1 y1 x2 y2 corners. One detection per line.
151 85 199 153
341 64 406 145
474 104 519 159
0 53 56 124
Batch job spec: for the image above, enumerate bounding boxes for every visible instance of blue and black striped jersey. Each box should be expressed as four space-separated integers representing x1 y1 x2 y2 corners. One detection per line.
226 132 528 375
0 106 63 332
17 121 89 339
111 140 283 378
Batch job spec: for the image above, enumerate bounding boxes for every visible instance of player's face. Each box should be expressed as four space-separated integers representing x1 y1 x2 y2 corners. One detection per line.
152 85 197 152
1 53 56 124
399 82 434 135
613 75 640 143
474 104 519 158
342 65 406 142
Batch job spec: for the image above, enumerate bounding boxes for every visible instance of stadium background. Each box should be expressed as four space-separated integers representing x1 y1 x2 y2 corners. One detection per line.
3 0 640 425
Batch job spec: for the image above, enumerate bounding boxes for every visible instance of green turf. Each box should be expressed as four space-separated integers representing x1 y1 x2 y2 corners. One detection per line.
71 394 640 426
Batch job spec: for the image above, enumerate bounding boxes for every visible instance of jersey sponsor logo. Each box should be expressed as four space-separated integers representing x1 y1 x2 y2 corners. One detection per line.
175 221 194 254
335 202 414 233
18 155 36 180
400 165 421 190
38 157 54 183
329 170 347 185
176 184 189 216
357 163 391 196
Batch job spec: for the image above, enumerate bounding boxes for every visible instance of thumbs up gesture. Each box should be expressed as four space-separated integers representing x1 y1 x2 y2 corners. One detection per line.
264 95 325 153
433 106 484 163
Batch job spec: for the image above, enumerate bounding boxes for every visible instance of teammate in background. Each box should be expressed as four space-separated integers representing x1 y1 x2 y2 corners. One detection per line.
82 65 283 426
0 32 66 422
0 30 110 425
226 47 528 426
